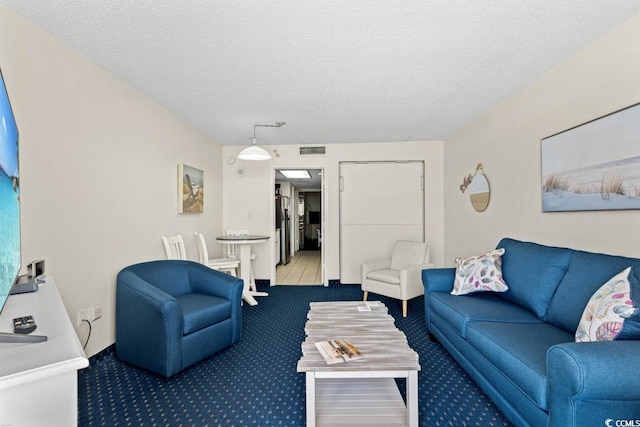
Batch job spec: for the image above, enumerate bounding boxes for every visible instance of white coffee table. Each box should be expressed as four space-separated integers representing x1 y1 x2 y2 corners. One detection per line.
297 301 420 427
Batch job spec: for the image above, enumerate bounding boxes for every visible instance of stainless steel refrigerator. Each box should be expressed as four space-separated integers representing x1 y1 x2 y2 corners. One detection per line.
275 195 291 265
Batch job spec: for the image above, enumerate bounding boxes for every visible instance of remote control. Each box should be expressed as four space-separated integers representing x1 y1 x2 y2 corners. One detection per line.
13 315 37 334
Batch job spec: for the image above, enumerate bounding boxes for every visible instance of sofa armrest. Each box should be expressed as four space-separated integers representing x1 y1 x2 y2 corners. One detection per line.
422 268 455 293
548 340 640 426
422 268 455 332
116 271 184 376
399 263 437 299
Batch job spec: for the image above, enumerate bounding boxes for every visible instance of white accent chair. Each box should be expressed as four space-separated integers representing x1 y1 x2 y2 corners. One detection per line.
191 233 240 277
161 234 188 260
361 240 432 317
225 229 256 289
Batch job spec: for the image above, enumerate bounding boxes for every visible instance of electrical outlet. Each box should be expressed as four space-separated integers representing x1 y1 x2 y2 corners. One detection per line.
77 308 87 326
90 304 103 321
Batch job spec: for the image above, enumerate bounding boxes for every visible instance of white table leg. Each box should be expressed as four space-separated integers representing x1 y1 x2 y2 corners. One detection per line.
407 370 419 427
239 244 268 302
239 244 258 305
306 372 316 427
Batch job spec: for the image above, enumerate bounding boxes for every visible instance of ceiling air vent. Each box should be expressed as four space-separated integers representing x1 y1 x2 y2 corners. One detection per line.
299 146 326 156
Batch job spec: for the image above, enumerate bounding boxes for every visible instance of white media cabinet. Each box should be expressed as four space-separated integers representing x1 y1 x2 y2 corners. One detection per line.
0 277 89 426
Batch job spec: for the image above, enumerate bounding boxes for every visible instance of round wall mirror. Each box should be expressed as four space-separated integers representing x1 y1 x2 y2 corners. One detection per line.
469 172 490 212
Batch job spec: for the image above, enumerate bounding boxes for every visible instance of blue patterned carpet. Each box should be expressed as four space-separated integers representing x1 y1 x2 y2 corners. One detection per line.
78 285 513 426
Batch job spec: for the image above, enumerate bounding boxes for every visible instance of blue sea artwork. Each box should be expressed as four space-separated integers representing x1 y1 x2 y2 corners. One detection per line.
0 171 20 301
0 69 20 307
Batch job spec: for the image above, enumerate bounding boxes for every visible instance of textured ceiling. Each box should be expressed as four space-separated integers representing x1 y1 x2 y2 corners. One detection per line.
2 1 639 146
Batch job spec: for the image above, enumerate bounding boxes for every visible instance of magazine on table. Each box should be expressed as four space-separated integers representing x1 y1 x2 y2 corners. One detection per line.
314 339 363 364
357 301 381 311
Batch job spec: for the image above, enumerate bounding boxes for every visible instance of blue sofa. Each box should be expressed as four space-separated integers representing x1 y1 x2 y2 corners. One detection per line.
116 260 243 377
423 238 640 427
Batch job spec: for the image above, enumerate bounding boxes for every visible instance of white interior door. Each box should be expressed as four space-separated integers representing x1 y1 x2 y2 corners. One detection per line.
339 161 424 284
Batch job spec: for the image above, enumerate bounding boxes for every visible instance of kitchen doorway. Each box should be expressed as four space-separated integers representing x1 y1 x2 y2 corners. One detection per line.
274 168 324 286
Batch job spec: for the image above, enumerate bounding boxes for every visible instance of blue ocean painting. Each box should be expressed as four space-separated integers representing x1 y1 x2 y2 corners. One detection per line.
0 167 19 302
0 71 20 303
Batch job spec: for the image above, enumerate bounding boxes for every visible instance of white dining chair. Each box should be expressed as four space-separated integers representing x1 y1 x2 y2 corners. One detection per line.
161 234 188 260
193 232 240 277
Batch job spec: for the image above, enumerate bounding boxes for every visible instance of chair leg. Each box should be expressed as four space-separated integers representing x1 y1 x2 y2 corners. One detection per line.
363 291 368 301
402 300 408 317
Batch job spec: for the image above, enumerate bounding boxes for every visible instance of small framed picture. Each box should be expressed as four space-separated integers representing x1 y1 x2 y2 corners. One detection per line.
178 164 204 213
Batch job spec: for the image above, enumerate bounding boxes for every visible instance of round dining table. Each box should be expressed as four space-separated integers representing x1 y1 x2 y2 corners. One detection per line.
216 234 270 306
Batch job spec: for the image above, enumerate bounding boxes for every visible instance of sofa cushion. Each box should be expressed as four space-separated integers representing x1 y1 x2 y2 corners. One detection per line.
575 267 640 342
429 292 543 338
466 321 573 410
451 248 508 295
546 250 640 333
497 238 572 319
175 293 232 335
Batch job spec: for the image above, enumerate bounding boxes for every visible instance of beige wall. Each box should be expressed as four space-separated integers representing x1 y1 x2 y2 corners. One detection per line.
223 141 445 284
0 6 225 356
2 3 638 357
443 13 640 263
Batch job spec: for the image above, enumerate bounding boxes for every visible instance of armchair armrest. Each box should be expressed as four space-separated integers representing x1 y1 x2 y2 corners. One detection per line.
401 263 437 299
188 261 243 301
116 270 184 376
548 340 640 426
362 259 391 276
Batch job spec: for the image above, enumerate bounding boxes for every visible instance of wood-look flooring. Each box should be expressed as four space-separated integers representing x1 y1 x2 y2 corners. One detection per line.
276 250 322 285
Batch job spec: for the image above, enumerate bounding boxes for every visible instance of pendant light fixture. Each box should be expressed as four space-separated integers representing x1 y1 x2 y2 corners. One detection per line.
237 121 286 161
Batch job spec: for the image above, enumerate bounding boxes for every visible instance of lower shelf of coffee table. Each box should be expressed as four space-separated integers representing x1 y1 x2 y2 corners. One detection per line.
314 377 407 426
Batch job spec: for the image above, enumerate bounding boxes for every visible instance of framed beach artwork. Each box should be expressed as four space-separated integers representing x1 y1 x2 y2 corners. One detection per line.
541 102 640 212
178 164 204 214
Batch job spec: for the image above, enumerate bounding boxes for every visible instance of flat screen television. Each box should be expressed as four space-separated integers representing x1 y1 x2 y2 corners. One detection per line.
0 66 20 315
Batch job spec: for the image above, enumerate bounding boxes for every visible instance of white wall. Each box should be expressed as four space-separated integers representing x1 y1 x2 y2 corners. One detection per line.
443 13 640 263
5 3 635 357
223 141 445 284
0 6 225 356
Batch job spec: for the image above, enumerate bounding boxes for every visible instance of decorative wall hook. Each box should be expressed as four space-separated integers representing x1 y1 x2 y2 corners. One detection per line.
460 163 484 193
459 174 473 193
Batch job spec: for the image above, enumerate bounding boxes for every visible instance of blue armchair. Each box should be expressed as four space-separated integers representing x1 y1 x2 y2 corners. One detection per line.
116 260 243 377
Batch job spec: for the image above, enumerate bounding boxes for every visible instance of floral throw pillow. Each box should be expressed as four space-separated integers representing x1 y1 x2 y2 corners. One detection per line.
451 248 509 296
575 267 640 342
